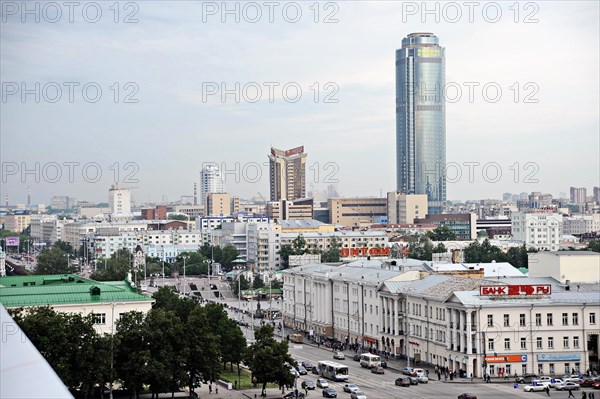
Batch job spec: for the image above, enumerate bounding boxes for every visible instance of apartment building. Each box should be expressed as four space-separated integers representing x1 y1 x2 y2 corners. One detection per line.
511 211 563 251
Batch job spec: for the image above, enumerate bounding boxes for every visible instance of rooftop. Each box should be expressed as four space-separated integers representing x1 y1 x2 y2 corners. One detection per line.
0 274 153 308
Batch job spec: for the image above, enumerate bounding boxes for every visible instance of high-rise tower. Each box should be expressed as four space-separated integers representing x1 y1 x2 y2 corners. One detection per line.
396 32 446 215
268 146 307 201
200 165 224 203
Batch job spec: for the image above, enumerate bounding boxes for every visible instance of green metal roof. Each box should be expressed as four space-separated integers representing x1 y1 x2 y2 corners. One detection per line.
0 274 153 308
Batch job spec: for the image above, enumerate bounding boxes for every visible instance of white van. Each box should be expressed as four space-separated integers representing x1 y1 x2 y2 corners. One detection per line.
359 353 381 368
413 368 425 376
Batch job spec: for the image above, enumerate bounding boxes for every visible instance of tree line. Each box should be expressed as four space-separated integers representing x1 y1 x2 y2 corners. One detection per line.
9 287 295 398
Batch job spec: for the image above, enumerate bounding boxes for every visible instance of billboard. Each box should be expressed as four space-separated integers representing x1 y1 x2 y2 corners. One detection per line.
479 284 552 296
340 247 391 258
5 236 20 247
485 355 527 363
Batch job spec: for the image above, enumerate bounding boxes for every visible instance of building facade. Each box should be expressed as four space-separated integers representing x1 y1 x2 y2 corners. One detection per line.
396 32 446 215
200 164 224 203
328 198 387 226
511 211 563 251
414 213 477 240
386 192 428 225
268 146 307 201
206 193 231 216
108 185 132 218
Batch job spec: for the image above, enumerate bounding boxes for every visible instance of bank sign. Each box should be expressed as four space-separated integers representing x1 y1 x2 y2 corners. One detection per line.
479 284 552 296
340 247 390 258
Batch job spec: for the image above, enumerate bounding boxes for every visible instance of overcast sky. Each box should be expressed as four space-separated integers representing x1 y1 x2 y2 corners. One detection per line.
1 1 598 206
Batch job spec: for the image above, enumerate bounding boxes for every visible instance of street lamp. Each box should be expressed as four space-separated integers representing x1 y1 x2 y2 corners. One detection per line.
182 253 189 296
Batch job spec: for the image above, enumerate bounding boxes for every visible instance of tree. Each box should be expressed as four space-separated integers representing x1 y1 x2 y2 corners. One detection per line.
253 274 265 289
91 249 132 281
291 235 307 255
54 240 75 254
243 324 296 395
278 245 294 269
168 214 188 221
185 306 222 392
152 286 197 323
426 226 457 241
36 246 76 274
219 244 240 272
321 237 341 263
432 242 447 254
114 311 151 398
407 235 434 261
588 240 600 253
233 274 250 295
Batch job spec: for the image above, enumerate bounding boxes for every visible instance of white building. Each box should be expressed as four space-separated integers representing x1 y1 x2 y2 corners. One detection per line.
30 215 73 245
562 214 600 235
108 185 132 218
528 251 600 284
511 211 563 251
200 164 224 204
63 220 148 249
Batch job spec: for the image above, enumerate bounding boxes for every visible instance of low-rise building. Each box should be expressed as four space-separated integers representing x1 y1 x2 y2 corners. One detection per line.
511 211 563 251
414 213 477 240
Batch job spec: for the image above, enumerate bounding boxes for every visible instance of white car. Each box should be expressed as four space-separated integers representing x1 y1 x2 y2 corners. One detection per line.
316 378 329 388
343 384 360 393
534 376 552 384
555 381 580 391
548 378 564 388
563 375 583 383
524 384 546 392
350 391 367 399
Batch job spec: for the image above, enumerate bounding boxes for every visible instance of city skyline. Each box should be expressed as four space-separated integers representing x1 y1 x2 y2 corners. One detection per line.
1 2 598 205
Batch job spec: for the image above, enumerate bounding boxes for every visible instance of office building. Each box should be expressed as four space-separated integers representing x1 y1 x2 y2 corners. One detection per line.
108 185 132 218
206 193 231 216
200 164 224 203
414 213 477 240
396 33 446 214
570 187 587 204
511 211 563 251
267 199 314 222
386 192 428 224
269 146 307 201
328 198 387 226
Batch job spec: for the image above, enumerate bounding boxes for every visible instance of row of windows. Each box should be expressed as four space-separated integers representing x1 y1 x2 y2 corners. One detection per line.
491 336 581 351
488 312 596 327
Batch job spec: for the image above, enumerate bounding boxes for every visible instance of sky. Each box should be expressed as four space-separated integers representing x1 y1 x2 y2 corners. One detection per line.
1 1 599 206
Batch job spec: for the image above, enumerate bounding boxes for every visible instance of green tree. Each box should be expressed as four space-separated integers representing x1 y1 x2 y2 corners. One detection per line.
432 242 447 254
321 237 341 262
168 214 188 221
426 226 457 241
407 235 434 261
243 324 295 395
114 311 151 398
185 306 222 392
292 235 307 255
233 274 250 295
174 251 209 276
54 240 75 254
277 245 294 269
253 274 265 289
36 246 76 274
588 240 600 252
91 249 132 281
152 286 197 323
219 244 240 272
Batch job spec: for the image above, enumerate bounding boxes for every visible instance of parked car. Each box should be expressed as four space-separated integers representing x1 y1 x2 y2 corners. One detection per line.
296 365 308 375
370 366 385 374
401 367 415 376
333 352 345 360
416 375 429 383
562 374 584 383
322 388 337 398
458 394 477 399
301 380 316 390
555 381 580 391
591 380 600 389
350 391 367 399
534 376 552 384
352 354 361 361
515 374 539 384
380 360 387 368
580 379 597 387
548 378 564 388
316 378 329 389
343 383 359 393
524 384 546 392
395 377 411 387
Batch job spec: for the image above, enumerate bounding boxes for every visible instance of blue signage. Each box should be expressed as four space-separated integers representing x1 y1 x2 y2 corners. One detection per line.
537 354 581 362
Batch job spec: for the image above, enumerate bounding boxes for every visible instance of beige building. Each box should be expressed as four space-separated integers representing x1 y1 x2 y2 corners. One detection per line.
4 214 32 233
269 146 307 201
386 192 428 224
528 251 600 283
205 193 231 216
267 199 313 222
328 198 387 226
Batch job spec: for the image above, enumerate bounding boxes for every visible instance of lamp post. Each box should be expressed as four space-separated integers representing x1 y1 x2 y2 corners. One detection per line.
182 253 189 296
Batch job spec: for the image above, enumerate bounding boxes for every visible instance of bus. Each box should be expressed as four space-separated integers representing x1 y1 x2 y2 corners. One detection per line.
317 360 349 382
359 353 381 368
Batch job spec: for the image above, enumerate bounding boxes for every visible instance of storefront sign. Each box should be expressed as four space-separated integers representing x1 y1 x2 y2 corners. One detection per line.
485 355 527 363
5 236 19 246
537 354 581 362
479 284 552 296
409 341 420 346
340 247 390 257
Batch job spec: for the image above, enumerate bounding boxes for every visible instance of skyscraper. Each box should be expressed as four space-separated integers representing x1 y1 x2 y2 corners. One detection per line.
396 32 446 215
200 164 224 203
269 146 307 201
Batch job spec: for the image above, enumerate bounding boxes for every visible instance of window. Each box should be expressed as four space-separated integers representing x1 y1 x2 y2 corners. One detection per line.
591 313 597 324
538 364 544 375
548 337 554 349
535 313 542 326
563 337 569 348
92 313 106 325
522 364 527 375
487 315 494 327
488 339 495 351
572 313 578 326
562 313 568 326
547 313 553 326
564 363 570 374
506 364 511 375
573 336 579 348
549 363 555 375
504 338 511 350
520 338 527 350
537 337 543 349
520 314 526 327
504 314 510 327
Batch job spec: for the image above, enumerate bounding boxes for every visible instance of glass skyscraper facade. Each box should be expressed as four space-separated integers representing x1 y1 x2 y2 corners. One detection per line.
396 33 446 214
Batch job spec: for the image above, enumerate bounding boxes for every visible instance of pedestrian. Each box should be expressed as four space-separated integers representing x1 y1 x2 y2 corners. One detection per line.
582 391 587 399
568 389 575 398
545 385 550 396
470 373 473 382
215 387 218 395
209 384 212 394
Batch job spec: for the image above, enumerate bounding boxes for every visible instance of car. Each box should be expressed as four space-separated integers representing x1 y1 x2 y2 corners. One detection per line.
350 391 367 399
416 375 429 383
563 374 584 383
515 374 539 384
458 394 477 399
283 392 306 399
580 379 597 387
352 354 361 361
555 381 580 391
407 376 419 385
333 352 345 360
290 368 300 378
296 365 308 375
380 360 387 368
524 384 547 392
591 380 600 389
547 378 564 388
322 388 337 398
370 366 385 374
401 367 415 376
395 377 411 387
343 383 359 393
302 361 314 370
301 380 316 390
534 376 553 384
316 378 329 388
